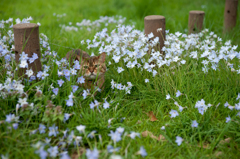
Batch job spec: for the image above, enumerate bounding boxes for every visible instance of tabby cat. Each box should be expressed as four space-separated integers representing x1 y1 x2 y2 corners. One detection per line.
66 49 106 92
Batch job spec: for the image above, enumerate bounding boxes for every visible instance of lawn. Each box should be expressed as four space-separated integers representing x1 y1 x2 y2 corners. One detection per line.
1 0 240 158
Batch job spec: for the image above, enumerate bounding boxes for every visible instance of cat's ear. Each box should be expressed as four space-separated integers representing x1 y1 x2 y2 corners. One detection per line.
98 52 106 63
76 54 89 62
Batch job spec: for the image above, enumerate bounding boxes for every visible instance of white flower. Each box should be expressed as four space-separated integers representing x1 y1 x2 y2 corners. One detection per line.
166 94 171 100
117 67 124 73
116 127 124 134
76 125 86 133
169 110 179 118
145 79 149 83
19 60 28 68
129 132 140 139
26 69 33 77
103 101 110 109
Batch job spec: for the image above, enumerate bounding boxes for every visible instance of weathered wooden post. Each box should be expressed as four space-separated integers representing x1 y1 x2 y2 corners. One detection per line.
144 15 165 54
13 23 42 77
188 11 205 34
224 0 238 33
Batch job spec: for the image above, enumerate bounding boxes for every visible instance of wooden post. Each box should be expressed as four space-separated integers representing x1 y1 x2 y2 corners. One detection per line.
144 15 165 54
224 0 238 33
188 11 205 34
13 23 42 77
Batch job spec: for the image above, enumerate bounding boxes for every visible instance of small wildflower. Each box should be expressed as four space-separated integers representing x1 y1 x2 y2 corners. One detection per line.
47 146 58 158
86 148 99 159
87 130 97 139
145 79 149 83
191 120 198 128
48 124 59 137
129 132 140 139
108 130 122 143
226 116 231 123
166 94 171 100
76 125 86 134
175 136 183 146
117 67 124 73
71 85 79 93
103 101 110 109
116 127 124 134
66 98 73 106
52 88 59 95
39 124 46 134
77 76 85 84
57 79 64 87
176 90 182 97
107 145 120 153
12 123 18 130
137 146 147 157
169 110 179 118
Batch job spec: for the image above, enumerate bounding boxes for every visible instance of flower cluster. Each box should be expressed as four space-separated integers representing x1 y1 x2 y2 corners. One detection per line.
60 15 126 32
111 79 133 94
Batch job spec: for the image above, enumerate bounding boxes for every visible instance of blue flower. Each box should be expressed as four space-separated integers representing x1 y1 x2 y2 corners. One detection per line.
176 90 182 97
63 69 70 76
175 136 183 146
107 145 120 153
86 148 99 159
37 71 43 79
66 98 74 107
47 146 58 158
39 124 46 134
87 130 97 139
108 130 122 143
12 123 18 130
5 114 15 123
52 88 59 95
32 53 38 60
226 116 231 123
57 79 64 87
77 76 85 84
137 146 147 157
82 90 88 99
35 146 48 159
48 124 59 137
191 120 198 128
28 57 35 64
63 113 71 123
71 85 79 93
60 152 71 159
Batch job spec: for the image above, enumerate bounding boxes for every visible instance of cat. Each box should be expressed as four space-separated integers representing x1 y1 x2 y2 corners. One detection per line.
66 49 106 93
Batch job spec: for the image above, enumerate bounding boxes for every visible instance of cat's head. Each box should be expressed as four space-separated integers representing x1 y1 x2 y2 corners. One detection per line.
78 52 106 80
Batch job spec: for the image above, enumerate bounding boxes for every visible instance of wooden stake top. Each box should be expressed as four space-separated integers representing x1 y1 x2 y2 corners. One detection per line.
144 15 165 21
189 11 205 14
13 23 39 29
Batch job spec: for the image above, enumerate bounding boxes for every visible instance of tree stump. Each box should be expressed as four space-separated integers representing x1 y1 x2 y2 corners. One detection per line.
13 23 42 77
144 15 165 54
188 11 205 34
224 0 238 33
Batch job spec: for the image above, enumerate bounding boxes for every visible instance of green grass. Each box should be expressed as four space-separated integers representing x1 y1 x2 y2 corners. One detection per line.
1 0 240 158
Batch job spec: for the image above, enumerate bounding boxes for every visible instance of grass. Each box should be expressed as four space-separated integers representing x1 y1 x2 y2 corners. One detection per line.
1 0 240 158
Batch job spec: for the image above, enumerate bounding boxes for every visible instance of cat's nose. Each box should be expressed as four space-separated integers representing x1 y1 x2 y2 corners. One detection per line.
89 68 94 73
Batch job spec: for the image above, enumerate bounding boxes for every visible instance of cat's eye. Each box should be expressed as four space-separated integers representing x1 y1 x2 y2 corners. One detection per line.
95 64 99 67
84 66 88 69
